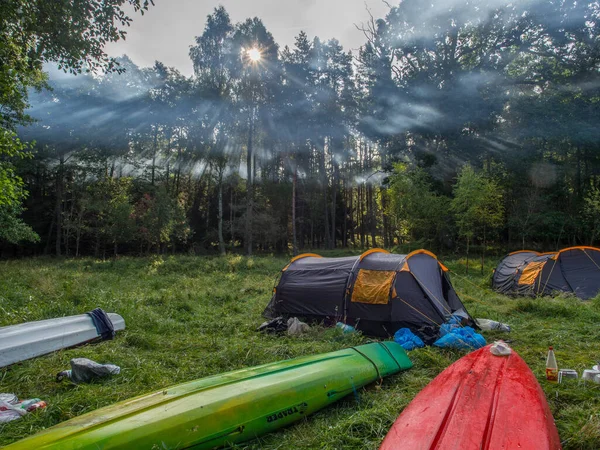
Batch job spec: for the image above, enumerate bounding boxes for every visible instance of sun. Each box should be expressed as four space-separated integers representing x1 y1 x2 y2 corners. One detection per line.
247 48 262 62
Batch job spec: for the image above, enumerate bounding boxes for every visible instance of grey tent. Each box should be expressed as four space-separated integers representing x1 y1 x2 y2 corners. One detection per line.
264 249 473 337
492 247 600 299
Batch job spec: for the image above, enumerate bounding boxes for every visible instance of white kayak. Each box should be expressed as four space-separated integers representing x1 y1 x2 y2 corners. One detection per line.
0 313 125 368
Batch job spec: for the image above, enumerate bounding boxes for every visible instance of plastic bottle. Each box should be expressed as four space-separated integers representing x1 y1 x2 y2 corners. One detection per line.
19 398 41 410
546 347 558 383
25 401 47 412
336 322 355 334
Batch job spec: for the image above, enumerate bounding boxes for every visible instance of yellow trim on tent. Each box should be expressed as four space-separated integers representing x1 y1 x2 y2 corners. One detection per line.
290 253 322 263
282 253 322 271
518 261 547 285
359 248 390 261
549 246 600 260
351 269 395 304
509 247 600 261
509 250 542 256
558 246 600 253
405 249 449 272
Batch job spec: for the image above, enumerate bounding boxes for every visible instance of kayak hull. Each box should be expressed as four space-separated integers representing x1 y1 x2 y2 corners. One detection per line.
0 313 125 368
5 342 411 450
380 344 561 450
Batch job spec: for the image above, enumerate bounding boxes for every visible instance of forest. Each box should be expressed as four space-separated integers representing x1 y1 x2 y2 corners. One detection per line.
2 0 600 258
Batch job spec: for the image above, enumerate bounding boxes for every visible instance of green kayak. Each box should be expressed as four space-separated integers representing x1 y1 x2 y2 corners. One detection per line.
5 342 411 449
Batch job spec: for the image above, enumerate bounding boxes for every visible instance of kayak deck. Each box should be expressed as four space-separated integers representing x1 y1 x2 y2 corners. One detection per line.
380 344 561 450
0 313 125 368
6 342 411 450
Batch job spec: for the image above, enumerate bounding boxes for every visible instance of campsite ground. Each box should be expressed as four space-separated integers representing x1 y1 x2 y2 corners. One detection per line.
1 253 599 449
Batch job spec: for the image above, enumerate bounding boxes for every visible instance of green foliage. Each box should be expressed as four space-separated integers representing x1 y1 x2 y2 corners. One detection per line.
582 185 600 245
4 2 600 254
86 178 136 252
133 187 191 252
451 164 504 244
0 129 37 243
388 164 450 248
1 0 153 249
0 203 39 244
0 255 598 449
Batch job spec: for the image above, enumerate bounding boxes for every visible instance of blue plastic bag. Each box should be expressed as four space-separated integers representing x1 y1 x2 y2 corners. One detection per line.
433 326 486 350
446 314 464 326
439 322 460 336
393 328 425 351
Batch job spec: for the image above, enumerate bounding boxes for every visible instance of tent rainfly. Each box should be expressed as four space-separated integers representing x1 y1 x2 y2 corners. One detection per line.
492 246 600 300
263 249 473 337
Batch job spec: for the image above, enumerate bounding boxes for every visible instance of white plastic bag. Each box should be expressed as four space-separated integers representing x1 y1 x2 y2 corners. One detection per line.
490 340 512 356
476 318 511 332
287 317 309 336
0 401 27 423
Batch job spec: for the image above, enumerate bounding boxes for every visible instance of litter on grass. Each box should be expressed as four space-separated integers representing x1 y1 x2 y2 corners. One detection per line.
336 322 356 334
475 318 511 332
257 316 287 333
257 316 310 335
56 358 120 383
434 326 486 350
393 328 425 351
0 394 47 423
287 317 310 336
490 341 512 356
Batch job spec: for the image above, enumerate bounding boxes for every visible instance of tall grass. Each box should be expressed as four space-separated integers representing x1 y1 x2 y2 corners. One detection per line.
0 254 598 448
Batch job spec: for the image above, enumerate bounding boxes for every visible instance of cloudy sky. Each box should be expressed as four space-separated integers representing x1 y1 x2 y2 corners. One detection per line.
104 0 390 76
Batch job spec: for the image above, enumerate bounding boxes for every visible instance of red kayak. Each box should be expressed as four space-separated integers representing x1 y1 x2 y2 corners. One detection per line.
380 344 561 450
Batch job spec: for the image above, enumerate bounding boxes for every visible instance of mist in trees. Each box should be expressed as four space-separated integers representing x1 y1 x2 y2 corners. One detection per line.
3 1 600 257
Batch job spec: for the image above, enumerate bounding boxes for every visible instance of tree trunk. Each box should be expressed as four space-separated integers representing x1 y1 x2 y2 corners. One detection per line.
331 160 337 249
230 189 234 247
75 209 82 258
368 183 377 248
245 108 254 256
320 140 330 249
359 184 365 247
382 188 390 249
55 155 64 256
292 166 298 255
342 176 348 248
165 161 170 193
205 164 212 231
151 126 158 186
481 225 486 275
466 236 470 275
44 218 54 255
218 168 226 256
349 183 355 247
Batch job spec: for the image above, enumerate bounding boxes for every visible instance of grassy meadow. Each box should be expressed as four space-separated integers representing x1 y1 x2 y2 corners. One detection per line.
1 253 599 449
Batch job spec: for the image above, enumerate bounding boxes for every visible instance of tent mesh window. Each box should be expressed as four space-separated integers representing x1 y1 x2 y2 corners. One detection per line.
351 269 395 304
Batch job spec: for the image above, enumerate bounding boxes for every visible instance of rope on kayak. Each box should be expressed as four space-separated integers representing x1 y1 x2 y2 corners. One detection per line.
350 346 383 385
350 378 359 403
378 342 402 372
